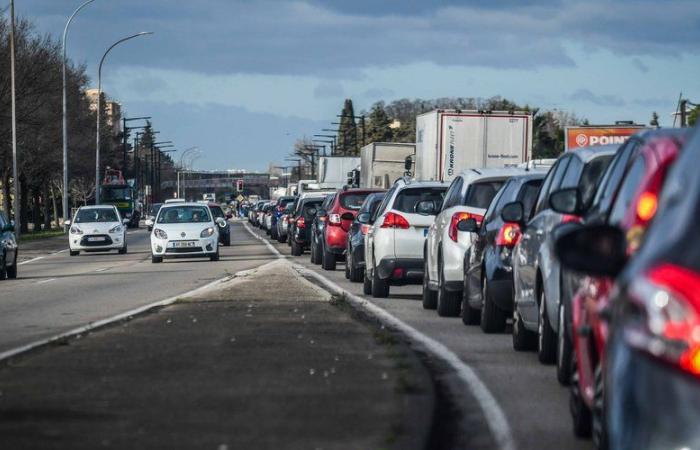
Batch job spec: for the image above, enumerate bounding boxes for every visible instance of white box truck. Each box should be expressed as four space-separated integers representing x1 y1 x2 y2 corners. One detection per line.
415 110 533 182
317 156 360 188
360 142 416 189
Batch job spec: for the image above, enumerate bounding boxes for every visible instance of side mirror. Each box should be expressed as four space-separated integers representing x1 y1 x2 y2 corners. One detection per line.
501 201 524 224
457 218 479 233
415 200 436 216
145 218 154 226
549 188 581 215
357 212 371 224
216 217 227 228
554 224 627 277
64 219 71 226
315 208 327 218
122 218 130 225
340 212 354 221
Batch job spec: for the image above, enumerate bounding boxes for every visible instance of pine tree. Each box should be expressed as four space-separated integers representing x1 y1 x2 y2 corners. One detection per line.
366 103 393 143
337 99 358 156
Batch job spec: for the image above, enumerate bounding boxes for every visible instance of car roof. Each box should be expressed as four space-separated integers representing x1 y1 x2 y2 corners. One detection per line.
569 144 620 162
160 202 209 208
456 167 540 183
396 180 449 189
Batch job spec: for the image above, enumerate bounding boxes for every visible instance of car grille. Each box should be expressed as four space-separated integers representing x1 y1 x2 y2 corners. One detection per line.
80 235 113 246
165 247 203 254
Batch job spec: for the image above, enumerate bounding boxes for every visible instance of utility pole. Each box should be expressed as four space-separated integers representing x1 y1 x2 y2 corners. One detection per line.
680 99 688 128
10 0 20 238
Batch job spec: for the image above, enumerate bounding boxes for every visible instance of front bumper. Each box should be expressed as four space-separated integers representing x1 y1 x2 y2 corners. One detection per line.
151 236 218 257
376 258 424 284
70 233 124 250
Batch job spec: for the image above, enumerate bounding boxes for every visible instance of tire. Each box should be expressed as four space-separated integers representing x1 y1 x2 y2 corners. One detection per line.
513 309 537 351
348 250 363 282
0 252 7 281
422 260 437 310
70 250 80 257
310 239 319 264
570 355 592 438
210 249 220 261
437 260 461 317
461 273 481 325
224 234 231 246
321 245 336 271
270 226 278 241
557 302 573 385
344 246 351 279
278 233 287 244
6 253 17 279
363 270 372 295
118 244 128 255
291 239 302 256
371 261 390 298
537 289 557 364
592 364 609 450
151 255 163 264
480 278 507 333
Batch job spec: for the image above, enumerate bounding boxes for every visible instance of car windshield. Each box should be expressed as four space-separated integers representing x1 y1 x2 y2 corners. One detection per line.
340 193 372 210
157 206 211 224
75 208 118 223
209 206 225 219
149 204 162 216
464 181 505 209
102 187 132 201
393 187 447 213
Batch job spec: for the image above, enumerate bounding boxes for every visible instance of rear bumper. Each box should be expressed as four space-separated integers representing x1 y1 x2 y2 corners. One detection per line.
325 226 348 251
484 250 515 311
376 258 424 284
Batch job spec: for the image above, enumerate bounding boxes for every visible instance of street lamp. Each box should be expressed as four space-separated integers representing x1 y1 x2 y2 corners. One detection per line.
95 31 153 204
62 0 96 230
177 147 199 198
9 0 19 238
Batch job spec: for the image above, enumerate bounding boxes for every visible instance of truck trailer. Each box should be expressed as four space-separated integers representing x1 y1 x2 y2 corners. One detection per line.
415 110 532 182
317 156 360 188
359 142 415 189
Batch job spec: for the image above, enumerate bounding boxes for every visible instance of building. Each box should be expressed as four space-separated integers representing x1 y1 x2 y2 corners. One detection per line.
85 88 122 135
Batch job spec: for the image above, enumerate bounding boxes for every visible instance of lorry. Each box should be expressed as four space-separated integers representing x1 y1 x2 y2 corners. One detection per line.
317 156 360 188
360 142 416 189
415 110 533 182
100 168 141 228
564 123 646 151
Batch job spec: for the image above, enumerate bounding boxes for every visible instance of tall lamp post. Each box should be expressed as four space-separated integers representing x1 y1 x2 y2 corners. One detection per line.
95 31 153 204
177 147 199 198
62 0 96 230
9 0 19 238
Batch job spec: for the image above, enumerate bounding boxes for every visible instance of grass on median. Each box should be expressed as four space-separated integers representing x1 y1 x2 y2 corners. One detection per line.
19 229 66 243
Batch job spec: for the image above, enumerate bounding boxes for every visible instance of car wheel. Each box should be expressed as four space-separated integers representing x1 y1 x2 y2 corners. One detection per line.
371 260 390 298
512 309 537 351
278 233 287 244
592 364 609 450
6 253 17 279
270 226 278 240
363 269 372 295
290 239 302 256
344 245 351 279
151 255 163 264
69 250 80 257
480 278 507 333
557 301 573 385
310 239 319 264
148 226 153 232
321 245 336 271
461 271 481 325
118 244 128 255
537 289 557 364
349 251 363 283
570 354 592 437
437 259 461 317
224 234 231 246
0 252 7 280
421 260 437 310
210 249 220 261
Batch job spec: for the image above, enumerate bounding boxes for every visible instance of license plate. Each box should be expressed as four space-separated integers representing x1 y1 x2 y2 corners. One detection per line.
87 237 106 242
171 241 197 248
422 228 429 237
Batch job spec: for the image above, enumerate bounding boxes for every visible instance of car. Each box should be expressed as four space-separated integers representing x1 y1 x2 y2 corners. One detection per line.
553 130 689 447
250 200 266 226
365 179 448 298
67 205 129 256
504 145 617 362
0 211 18 280
263 203 274 232
314 188 385 271
207 203 231 246
150 202 225 263
309 193 336 265
289 195 327 257
270 196 296 241
144 203 163 231
461 172 546 331
345 192 386 282
424 168 532 317
275 200 297 244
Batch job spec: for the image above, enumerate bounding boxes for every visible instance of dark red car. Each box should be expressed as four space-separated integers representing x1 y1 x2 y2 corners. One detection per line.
316 188 383 271
559 132 687 447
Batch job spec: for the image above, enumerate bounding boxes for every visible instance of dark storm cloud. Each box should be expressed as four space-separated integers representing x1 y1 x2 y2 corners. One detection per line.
19 0 700 76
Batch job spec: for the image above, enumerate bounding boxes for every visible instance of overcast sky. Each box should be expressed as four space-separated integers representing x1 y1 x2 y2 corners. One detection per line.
13 0 700 171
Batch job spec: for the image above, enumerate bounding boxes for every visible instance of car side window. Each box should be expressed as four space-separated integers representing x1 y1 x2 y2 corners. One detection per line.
534 157 569 216
483 180 512 224
608 156 646 225
593 142 638 215
442 177 463 211
376 186 397 217
560 155 583 189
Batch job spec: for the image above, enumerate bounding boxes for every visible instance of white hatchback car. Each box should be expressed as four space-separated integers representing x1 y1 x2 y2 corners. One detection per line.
364 179 448 298
68 205 128 256
424 167 534 316
150 202 225 263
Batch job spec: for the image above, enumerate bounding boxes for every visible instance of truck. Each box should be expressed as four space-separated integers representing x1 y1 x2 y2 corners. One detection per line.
359 142 416 189
564 124 646 151
100 168 141 228
317 156 360 188
415 110 533 182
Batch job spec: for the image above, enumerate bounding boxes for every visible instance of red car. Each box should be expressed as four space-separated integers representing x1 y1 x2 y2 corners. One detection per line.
567 132 687 447
317 188 383 271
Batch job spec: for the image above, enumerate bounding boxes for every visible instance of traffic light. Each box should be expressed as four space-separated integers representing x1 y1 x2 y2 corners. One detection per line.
236 179 244 192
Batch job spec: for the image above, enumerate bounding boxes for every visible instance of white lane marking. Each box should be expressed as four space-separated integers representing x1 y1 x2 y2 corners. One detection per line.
19 248 68 266
94 267 109 273
36 278 56 285
0 259 279 363
242 222 284 258
242 222 516 450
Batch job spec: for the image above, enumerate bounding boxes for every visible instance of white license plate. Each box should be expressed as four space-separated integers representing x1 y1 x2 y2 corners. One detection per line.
87 237 106 242
171 241 197 248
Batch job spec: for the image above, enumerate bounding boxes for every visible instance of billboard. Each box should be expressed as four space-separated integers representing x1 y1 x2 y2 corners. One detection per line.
565 126 646 151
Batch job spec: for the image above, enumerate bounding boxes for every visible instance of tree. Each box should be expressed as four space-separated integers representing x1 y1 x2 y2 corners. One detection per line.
650 111 660 127
365 102 393 143
336 99 358 156
689 105 699 127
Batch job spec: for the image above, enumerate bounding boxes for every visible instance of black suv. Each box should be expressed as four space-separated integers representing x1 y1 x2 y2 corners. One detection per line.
0 212 18 280
290 196 326 256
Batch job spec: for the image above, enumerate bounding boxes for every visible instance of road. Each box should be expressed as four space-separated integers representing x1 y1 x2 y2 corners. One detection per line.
245 222 592 450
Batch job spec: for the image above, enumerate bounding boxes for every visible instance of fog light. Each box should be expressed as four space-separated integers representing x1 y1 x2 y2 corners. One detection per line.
156 245 163 253
206 244 213 251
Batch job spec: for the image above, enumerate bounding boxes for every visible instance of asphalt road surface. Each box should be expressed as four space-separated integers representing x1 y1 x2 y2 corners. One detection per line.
246 222 592 450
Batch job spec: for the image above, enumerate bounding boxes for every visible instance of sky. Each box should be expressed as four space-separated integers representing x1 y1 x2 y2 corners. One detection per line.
11 0 700 171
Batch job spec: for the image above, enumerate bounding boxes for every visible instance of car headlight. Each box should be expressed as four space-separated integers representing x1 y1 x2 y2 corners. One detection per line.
70 226 83 235
109 225 123 234
200 227 215 238
153 228 168 239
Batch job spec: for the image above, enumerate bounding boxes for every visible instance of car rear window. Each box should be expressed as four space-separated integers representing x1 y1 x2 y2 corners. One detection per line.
302 200 323 216
393 187 447 214
463 181 505 209
340 193 372 210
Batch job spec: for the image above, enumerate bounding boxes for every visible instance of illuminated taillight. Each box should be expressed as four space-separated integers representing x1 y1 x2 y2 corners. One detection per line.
627 264 700 377
561 214 582 224
296 216 305 228
329 214 341 225
636 192 658 223
448 212 483 242
381 212 410 229
360 224 370 235
495 223 522 248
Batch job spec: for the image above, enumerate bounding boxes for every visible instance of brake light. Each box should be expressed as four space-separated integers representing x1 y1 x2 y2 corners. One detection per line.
495 223 522 248
296 216 305 228
329 213 341 225
448 212 483 242
277 206 285 212
381 212 410 229
627 264 700 377
562 214 582 224
636 192 658 223
360 224 370 235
